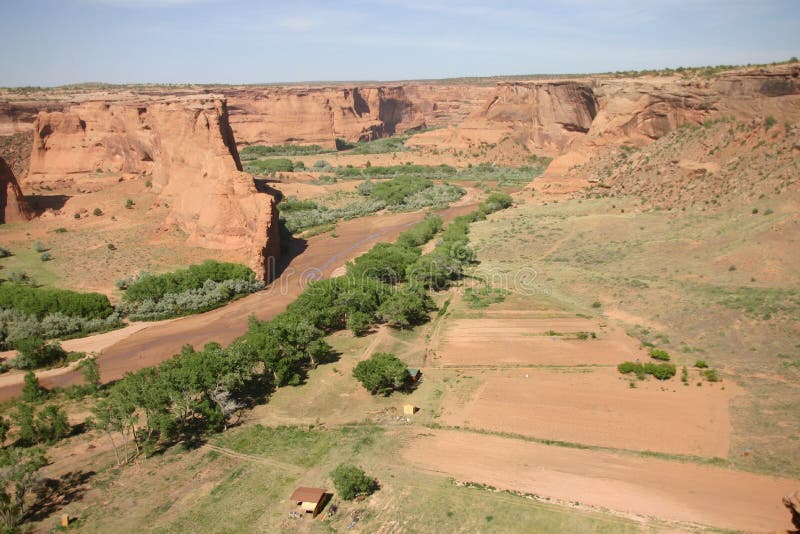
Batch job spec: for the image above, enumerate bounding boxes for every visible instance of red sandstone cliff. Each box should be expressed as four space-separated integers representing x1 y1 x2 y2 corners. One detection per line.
27 96 279 277
0 156 32 224
225 86 425 148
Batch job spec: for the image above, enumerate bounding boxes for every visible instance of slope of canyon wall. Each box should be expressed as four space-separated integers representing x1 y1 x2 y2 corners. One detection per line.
28 96 279 278
0 156 32 224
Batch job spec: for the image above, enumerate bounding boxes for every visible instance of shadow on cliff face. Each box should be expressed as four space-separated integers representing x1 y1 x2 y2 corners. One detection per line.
274 220 308 278
253 177 283 200
25 194 70 216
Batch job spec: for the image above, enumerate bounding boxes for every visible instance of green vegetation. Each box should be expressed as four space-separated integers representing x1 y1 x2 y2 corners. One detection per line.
331 463 378 500
332 161 549 182
242 157 297 175
279 176 464 234
648 348 670 361
118 260 263 321
12 337 68 370
352 352 410 395
463 287 509 308
617 361 677 380
93 208 103 216
0 282 113 320
0 447 47 533
694 360 709 368
347 135 410 155
239 144 330 160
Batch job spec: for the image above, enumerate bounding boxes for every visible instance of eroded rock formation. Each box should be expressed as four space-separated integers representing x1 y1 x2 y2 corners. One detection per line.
226 86 425 147
27 96 279 277
0 156 32 223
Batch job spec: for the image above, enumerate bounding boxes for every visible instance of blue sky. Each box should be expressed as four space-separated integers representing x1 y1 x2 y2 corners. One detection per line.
1 0 798 86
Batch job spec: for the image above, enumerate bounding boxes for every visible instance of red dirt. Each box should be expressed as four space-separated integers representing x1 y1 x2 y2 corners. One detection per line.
0 203 476 402
405 429 800 532
441 367 734 457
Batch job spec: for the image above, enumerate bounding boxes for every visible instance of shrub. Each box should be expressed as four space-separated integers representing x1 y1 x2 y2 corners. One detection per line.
73 212 81 219
591 300 602 308
242 158 294 175
649 348 670 361
53 227 67 233
122 260 256 303
644 362 677 380
125 198 135 209
764 116 777 130
32 241 47 253
331 464 378 500
694 360 709 368
0 247 12 258
13 337 67 370
703 369 721 382
239 144 328 159
107 243 116 251
145 180 152 188
22 371 47 402
0 282 114 319
353 352 409 395
93 208 103 216
40 252 52 262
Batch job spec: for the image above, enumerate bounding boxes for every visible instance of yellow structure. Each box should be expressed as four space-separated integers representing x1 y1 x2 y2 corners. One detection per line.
403 404 416 416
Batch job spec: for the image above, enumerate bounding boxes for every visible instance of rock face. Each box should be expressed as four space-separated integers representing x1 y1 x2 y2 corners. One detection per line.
226 86 425 147
483 81 598 153
0 156 32 223
28 96 279 278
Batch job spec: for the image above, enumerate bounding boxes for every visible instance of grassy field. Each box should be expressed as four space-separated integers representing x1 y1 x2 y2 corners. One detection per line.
469 195 800 477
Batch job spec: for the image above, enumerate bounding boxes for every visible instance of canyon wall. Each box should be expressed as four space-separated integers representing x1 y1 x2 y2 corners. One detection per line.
225 85 425 147
0 156 32 224
28 96 279 277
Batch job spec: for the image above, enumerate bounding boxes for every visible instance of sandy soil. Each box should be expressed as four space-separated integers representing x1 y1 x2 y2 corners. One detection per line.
0 202 477 402
441 367 734 457
404 429 799 532
436 316 641 366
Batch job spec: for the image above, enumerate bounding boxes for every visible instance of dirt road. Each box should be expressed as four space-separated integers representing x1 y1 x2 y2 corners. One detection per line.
0 204 475 402
405 429 799 532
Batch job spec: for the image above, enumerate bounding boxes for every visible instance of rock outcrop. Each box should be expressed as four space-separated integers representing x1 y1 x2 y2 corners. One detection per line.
28 96 279 277
0 156 32 223
225 86 425 147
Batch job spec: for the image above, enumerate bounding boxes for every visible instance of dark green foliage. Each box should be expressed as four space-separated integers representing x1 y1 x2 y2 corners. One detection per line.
93 208 103 216
21 371 47 402
694 360 709 368
703 369 721 382
79 356 101 392
0 416 8 443
239 144 329 160
367 176 434 205
125 198 135 209
592 300 602 308
0 247 11 258
39 252 52 262
347 243 421 284
681 366 689 384
377 287 436 329
0 282 113 319
352 352 409 395
617 361 676 380
331 463 378 500
122 260 255 303
346 311 373 336
14 338 67 370
279 197 319 212
242 158 295 175
395 216 443 248
12 402 68 445
649 348 670 361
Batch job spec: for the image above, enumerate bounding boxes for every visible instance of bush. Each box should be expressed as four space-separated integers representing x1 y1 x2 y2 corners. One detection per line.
93 208 103 216
0 247 11 258
32 241 47 253
22 371 47 402
331 464 378 500
649 348 670 361
703 369 721 382
0 282 114 319
39 252 52 262
353 352 409 395
694 360 708 368
377 287 435 329
242 158 295 175
591 300 602 308
122 260 256 303
13 337 67 370
125 198 135 209
239 144 329 159
617 361 676 380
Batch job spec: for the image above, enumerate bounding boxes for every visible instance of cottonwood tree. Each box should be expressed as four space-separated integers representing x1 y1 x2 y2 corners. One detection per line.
0 447 47 532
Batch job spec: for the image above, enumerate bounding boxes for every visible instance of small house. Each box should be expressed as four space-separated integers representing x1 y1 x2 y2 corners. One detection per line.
403 404 417 416
290 486 328 517
407 368 422 382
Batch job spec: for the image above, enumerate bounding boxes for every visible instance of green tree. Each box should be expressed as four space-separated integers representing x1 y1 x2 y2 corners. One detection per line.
331 463 378 500
352 352 409 395
21 372 46 403
346 311 373 336
11 403 36 445
377 287 434 329
0 447 47 532
0 417 8 444
34 405 70 444
79 357 101 393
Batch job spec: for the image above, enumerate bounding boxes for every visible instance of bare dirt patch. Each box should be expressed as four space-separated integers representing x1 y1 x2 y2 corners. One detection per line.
441 367 734 456
404 429 799 532
436 316 640 366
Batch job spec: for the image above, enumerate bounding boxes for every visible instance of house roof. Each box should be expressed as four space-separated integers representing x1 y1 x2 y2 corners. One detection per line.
290 486 326 503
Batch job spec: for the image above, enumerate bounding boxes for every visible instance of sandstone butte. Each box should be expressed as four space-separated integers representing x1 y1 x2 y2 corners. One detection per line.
1 64 799 271
0 155 32 224
23 96 279 278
